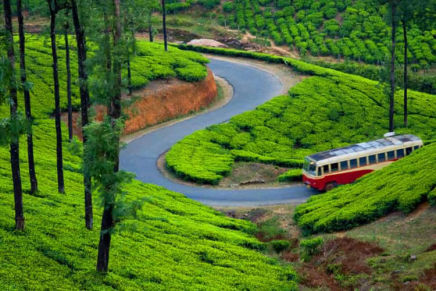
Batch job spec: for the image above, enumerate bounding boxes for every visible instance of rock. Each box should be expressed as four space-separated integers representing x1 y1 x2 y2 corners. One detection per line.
240 178 266 186
410 255 417 261
187 39 228 48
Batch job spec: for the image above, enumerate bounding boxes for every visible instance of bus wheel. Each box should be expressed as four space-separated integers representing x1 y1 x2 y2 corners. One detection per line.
324 182 337 192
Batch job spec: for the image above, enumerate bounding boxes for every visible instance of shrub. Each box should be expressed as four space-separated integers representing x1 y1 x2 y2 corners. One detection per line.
270 240 291 253
278 169 302 182
300 237 324 261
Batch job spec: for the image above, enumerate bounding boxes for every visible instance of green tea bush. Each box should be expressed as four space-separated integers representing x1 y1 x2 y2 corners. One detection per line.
0 37 209 119
0 36 298 290
300 237 324 261
206 0 436 68
167 48 436 185
294 143 436 235
270 240 291 253
278 169 302 182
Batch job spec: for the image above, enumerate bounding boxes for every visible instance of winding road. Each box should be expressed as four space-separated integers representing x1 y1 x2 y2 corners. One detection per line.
120 58 317 206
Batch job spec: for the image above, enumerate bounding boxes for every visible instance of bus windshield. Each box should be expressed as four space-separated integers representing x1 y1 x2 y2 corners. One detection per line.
303 158 317 176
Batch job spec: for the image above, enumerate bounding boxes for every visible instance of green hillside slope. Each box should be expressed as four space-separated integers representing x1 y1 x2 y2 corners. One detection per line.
294 142 436 235
166 48 436 185
0 38 297 289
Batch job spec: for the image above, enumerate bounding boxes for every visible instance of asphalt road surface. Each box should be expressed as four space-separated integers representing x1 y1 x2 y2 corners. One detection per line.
120 58 317 206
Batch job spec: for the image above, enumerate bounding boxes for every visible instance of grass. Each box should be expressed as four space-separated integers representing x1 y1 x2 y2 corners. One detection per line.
0 36 298 289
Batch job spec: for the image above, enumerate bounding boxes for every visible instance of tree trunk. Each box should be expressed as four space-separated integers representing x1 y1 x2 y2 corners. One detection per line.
127 54 132 95
64 14 73 141
389 1 397 132
97 0 122 273
71 0 93 230
402 19 408 128
17 0 38 194
148 10 153 42
4 0 25 231
48 3 65 194
162 0 168 51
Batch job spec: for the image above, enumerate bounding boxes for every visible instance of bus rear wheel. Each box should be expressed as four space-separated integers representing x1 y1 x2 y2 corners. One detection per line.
324 182 337 192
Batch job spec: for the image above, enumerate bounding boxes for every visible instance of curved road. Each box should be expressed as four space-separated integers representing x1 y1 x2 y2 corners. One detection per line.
120 58 317 206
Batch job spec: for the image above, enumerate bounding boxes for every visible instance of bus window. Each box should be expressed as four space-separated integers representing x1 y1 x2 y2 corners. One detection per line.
414 145 420 150
323 165 329 174
331 163 339 172
387 151 395 160
359 157 367 166
340 161 348 171
378 153 386 162
350 159 358 168
369 155 376 164
406 147 413 155
396 149 404 158
317 167 321 176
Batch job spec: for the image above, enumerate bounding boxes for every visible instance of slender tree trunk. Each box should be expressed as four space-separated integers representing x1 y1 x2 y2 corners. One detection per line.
48 3 65 194
17 0 38 194
162 0 168 51
127 54 132 95
97 0 122 273
71 0 93 230
4 0 25 231
402 19 408 128
148 10 153 42
64 14 73 141
389 2 397 132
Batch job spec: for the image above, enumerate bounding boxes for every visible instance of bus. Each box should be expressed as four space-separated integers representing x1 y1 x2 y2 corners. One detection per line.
302 134 423 191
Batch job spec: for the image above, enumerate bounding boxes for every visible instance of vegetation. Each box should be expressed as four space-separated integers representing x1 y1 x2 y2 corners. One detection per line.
0 32 298 289
278 169 302 182
0 37 208 120
166 47 436 184
0 124 298 289
294 142 436 235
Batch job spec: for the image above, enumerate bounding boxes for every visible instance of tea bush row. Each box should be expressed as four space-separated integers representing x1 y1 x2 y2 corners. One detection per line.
294 143 436 235
0 37 297 289
217 0 435 67
166 53 436 184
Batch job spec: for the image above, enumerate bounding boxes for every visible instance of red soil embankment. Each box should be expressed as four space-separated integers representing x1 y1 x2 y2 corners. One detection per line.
64 67 217 138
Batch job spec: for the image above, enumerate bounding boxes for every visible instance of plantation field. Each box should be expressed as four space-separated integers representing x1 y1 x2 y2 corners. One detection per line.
166 48 436 185
294 142 436 235
0 37 298 289
219 0 435 68
0 35 209 119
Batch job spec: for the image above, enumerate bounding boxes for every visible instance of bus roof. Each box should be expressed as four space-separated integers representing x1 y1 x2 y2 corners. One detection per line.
307 134 422 162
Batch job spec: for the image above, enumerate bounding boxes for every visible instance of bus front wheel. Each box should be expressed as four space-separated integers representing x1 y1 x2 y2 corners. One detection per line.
324 182 337 192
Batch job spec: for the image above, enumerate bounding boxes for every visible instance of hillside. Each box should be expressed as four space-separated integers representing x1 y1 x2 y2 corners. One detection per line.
165 48 436 185
294 142 436 235
0 39 298 289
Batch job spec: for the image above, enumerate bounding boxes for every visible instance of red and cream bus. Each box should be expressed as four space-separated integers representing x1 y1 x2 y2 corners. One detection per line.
303 134 423 191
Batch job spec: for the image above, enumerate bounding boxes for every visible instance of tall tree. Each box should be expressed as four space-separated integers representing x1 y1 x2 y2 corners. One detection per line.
388 0 399 132
71 0 93 230
161 0 168 51
63 9 73 141
96 0 123 273
17 0 38 194
47 0 66 193
3 0 25 230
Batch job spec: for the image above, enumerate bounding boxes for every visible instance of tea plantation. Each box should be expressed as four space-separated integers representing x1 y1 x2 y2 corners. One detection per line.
0 35 208 119
0 38 298 289
166 48 436 185
294 142 436 235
